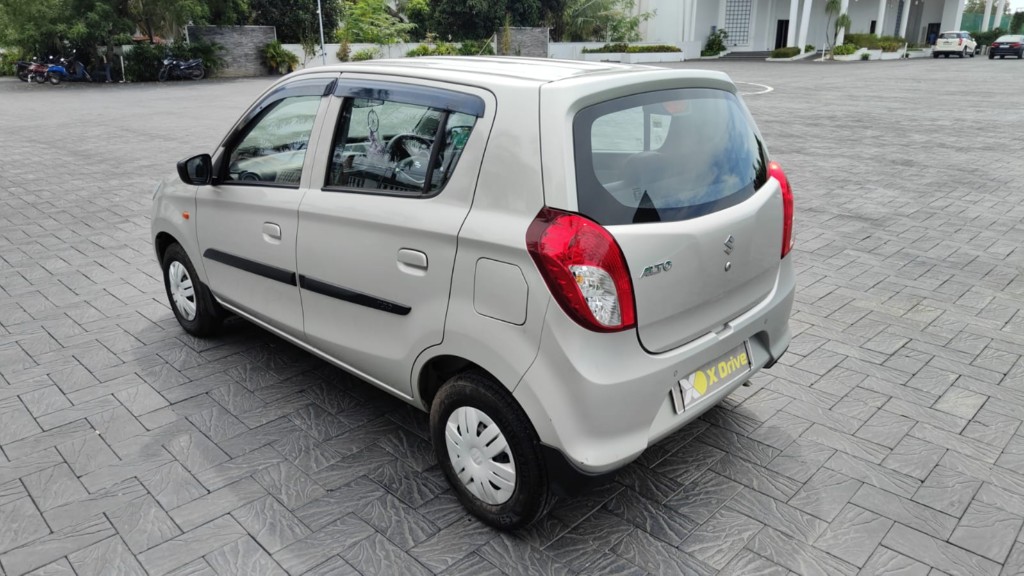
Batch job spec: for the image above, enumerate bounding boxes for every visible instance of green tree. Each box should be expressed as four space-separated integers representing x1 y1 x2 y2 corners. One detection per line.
561 0 652 42
207 0 250 25
965 0 1011 14
429 0 541 41
0 0 134 55
339 0 415 44
250 0 341 43
1012 10 1024 33
128 0 207 42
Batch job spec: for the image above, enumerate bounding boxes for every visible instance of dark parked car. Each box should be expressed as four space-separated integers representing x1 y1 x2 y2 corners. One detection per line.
989 35 1024 59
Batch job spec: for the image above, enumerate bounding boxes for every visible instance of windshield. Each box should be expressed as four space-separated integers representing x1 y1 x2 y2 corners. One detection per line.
573 88 767 226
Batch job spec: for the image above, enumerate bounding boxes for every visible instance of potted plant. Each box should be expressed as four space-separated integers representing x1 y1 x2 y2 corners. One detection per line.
262 40 299 75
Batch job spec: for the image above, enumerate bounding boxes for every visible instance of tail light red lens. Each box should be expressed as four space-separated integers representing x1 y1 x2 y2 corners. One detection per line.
526 208 636 332
958 38 964 45
769 162 794 258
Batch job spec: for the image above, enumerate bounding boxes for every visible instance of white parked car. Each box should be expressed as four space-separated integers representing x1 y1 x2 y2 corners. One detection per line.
152 57 795 529
934 30 977 58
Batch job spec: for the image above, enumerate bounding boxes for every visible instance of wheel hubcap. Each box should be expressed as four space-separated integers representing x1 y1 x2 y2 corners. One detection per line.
445 407 516 505
168 261 197 321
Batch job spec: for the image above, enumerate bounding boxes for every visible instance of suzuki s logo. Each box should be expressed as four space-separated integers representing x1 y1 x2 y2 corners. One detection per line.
724 235 735 255
641 260 672 278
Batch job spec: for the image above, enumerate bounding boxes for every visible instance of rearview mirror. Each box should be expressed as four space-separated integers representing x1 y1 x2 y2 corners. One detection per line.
177 154 212 185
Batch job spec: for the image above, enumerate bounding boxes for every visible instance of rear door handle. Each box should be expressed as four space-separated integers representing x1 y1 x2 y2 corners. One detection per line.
263 222 282 243
397 249 428 273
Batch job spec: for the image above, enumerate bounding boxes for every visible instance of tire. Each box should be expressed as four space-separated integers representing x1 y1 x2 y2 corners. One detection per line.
430 371 552 530
158 67 169 82
933 52 939 58
944 53 950 58
17 70 29 82
990 53 995 59
161 243 223 337
32 74 45 83
1002 55 1006 59
47 74 61 85
1018 50 1023 59
959 48 966 58
970 47 975 58
189 65 205 80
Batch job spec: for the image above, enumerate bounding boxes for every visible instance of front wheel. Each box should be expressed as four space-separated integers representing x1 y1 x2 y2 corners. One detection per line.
47 74 61 85
430 371 552 530
189 65 205 80
17 70 29 82
32 74 45 83
158 67 169 82
161 243 224 337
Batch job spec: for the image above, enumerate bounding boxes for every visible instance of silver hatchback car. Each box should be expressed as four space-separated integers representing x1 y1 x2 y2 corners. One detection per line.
152 57 794 529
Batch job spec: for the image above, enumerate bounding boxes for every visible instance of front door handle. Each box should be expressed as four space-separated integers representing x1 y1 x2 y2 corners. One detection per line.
263 222 282 243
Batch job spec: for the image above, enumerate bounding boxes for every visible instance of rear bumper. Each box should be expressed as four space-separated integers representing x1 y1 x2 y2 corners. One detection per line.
514 256 795 477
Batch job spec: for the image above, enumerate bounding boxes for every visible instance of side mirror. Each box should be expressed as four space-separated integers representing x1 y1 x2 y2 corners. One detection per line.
177 154 213 185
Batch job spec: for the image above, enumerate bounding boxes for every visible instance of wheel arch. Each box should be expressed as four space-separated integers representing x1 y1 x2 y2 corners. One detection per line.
154 231 179 262
417 354 490 410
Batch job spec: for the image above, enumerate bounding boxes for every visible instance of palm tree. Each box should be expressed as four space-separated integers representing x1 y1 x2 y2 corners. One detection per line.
824 0 851 56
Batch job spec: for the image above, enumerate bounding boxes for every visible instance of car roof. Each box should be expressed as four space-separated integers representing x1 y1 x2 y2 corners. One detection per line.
289 56 728 88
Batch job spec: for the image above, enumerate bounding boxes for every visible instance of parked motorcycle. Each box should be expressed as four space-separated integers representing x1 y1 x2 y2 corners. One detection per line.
45 55 92 84
158 57 205 81
15 60 32 82
24 58 50 84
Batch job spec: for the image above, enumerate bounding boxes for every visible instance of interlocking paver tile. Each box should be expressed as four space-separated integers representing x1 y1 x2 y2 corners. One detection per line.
813 504 893 567
948 501 1024 564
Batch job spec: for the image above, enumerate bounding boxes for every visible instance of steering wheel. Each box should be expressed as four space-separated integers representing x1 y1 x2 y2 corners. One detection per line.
384 133 433 162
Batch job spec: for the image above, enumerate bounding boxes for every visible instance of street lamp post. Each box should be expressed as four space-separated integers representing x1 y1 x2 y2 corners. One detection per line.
316 0 327 65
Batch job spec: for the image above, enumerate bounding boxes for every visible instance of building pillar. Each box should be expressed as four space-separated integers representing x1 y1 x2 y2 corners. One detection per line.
981 0 994 31
876 0 887 36
995 0 1006 29
798 0 814 50
899 0 912 37
835 0 850 45
940 0 966 33
689 0 698 40
788 0 800 46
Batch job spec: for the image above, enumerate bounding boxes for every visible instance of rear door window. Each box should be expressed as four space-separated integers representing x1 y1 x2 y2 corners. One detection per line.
573 88 767 226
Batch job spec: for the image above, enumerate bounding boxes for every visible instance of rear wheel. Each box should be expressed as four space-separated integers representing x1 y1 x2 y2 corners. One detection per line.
189 65 205 80
1018 49 1023 59
933 52 939 58
161 243 223 337
989 52 995 59
158 67 169 82
47 73 61 85
1001 55 1006 59
32 74 45 83
17 70 29 82
960 48 967 58
430 371 552 530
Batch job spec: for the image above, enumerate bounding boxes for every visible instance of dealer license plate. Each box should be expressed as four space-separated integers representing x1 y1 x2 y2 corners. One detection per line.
671 342 751 413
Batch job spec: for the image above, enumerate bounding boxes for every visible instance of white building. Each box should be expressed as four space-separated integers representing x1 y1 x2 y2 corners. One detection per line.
637 0 987 54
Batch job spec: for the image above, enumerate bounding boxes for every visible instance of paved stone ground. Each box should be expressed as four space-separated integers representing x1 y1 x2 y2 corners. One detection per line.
1 56 1024 576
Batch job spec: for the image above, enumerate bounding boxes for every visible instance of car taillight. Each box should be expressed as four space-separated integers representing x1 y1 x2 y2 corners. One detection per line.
1013 43 1022 48
769 162 794 258
526 208 636 332
958 38 963 45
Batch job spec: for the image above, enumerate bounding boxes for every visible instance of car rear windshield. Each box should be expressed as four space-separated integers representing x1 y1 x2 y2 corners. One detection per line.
996 36 1021 42
939 33 960 39
573 88 767 226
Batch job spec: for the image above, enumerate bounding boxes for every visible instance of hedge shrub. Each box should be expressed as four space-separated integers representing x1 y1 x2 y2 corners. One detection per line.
832 44 858 55
771 46 800 58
